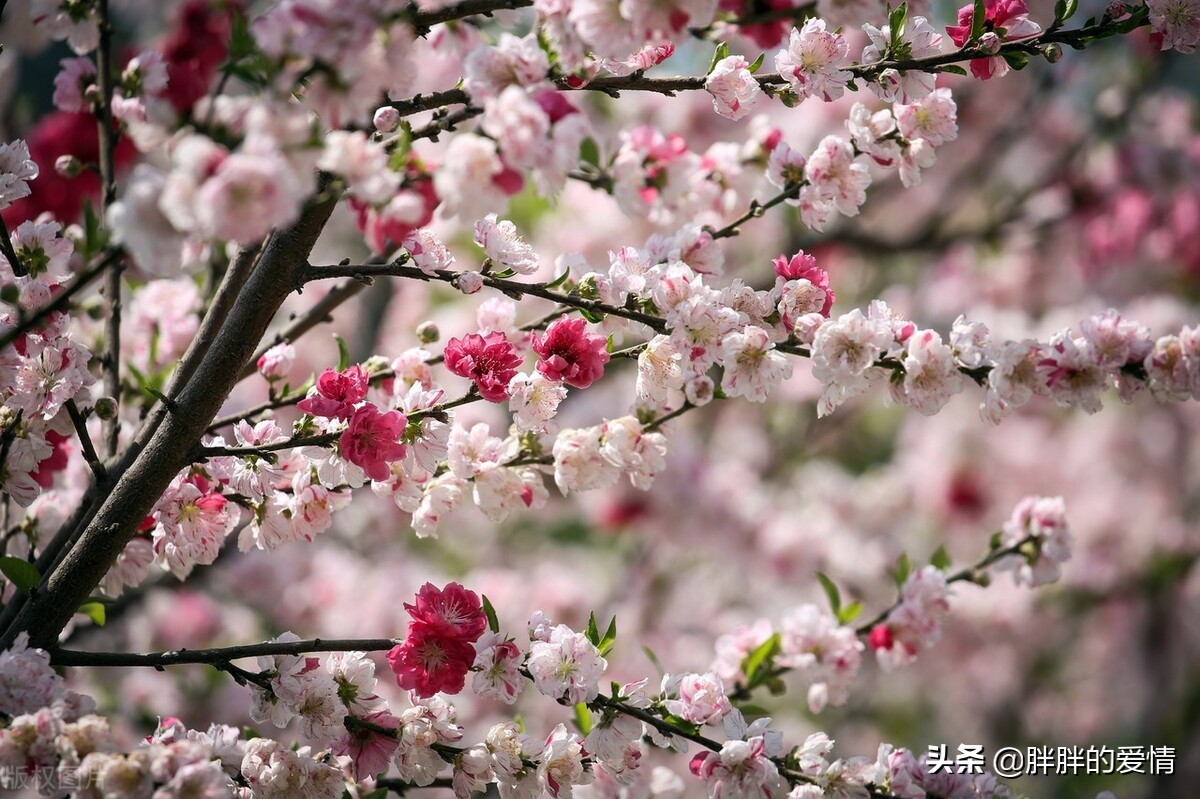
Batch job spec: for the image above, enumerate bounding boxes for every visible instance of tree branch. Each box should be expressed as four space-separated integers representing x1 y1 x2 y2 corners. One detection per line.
48 637 399 668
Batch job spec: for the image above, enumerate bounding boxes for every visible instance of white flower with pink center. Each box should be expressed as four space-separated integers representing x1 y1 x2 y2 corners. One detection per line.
527 625 607 704
474 213 540 275
777 604 863 713
996 496 1073 587
891 329 964 415
664 672 732 725
811 309 895 417
775 19 853 102
804 135 872 218
704 56 764 121
719 325 793 403
895 88 959 147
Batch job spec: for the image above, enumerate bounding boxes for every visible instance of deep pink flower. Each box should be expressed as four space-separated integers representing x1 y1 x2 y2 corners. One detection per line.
443 332 523 402
387 623 477 697
532 317 610 389
335 710 400 780
339 404 408 482
947 0 1042 78
773 249 835 316
404 581 487 642
297 365 370 419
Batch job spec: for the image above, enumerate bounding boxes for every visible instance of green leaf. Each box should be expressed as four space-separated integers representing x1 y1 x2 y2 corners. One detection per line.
1001 50 1030 70
481 594 500 634
969 0 986 42
545 269 571 289
599 615 618 656
888 2 909 36
930 546 952 571
707 41 730 75
586 611 601 646
78 600 106 626
579 308 605 324
815 572 841 614
1057 0 1078 22
579 137 601 169
573 703 593 735
740 632 781 685
642 645 665 675
890 552 912 588
388 124 412 167
0 557 39 593
334 334 350 371
989 531 1004 550
836 601 864 625
361 790 390 799
605 334 615 354
747 51 766 74
939 64 969 76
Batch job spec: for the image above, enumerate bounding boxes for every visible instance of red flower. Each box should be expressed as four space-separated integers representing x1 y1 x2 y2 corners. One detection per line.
387 624 477 698
404 581 487 643
339 405 408 482
772 249 835 316
297 365 370 419
532 317 610 389
443 333 523 402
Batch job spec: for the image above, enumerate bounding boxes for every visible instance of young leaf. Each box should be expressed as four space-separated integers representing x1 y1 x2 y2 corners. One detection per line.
599 615 618 656
606 334 615 354
481 594 500 634
579 137 601 169
0 557 39 594
889 2 908 36
890 552 912 588
837 601 864 625
940 64 969 76
815 572 842 614
707 41 730 74
545 269 571 289
747 51 766 73
930 546 952 571
334 333 350 372
969 0 987 42
740 632 781 684
78 600 106 627
573 703 593 735
586 611 601 646
643 645 665 676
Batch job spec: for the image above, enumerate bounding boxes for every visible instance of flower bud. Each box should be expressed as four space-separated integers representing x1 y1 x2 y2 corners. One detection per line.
373 106 400 133
416 321 440 344
978 32 1002 55
1041 43 1063 63
685 375 715 406
55 155 83 178
458 272 483 295
93 397 118 420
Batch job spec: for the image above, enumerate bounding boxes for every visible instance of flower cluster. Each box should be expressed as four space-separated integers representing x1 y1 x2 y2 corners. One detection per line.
388 582 488 698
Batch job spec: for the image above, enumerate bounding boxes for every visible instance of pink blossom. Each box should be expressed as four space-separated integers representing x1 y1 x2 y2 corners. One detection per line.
404 581 488 643
947 0 1042 79
775 19 853 102
256 343 295 381
665 672 732 725
704 56 764 121
895 88 959 147
996 496 1073 586
772 250 834 316
533 317 611 389
339 404 408 482
0 139 39 210
1148 0 1200 52
298 365 370 419
387 624 477 698
689 737 783 799
335 710 399 780
472 632 525 703
53 57 97 112
444 332 523 402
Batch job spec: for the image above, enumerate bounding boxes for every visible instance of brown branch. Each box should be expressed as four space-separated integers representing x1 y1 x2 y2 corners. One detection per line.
48 637 399 668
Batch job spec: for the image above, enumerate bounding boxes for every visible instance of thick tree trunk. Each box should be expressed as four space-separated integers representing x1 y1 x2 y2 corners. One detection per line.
2 192 338 650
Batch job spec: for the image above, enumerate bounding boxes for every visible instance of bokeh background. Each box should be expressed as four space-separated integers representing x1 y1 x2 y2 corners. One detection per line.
3 0 1200 796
